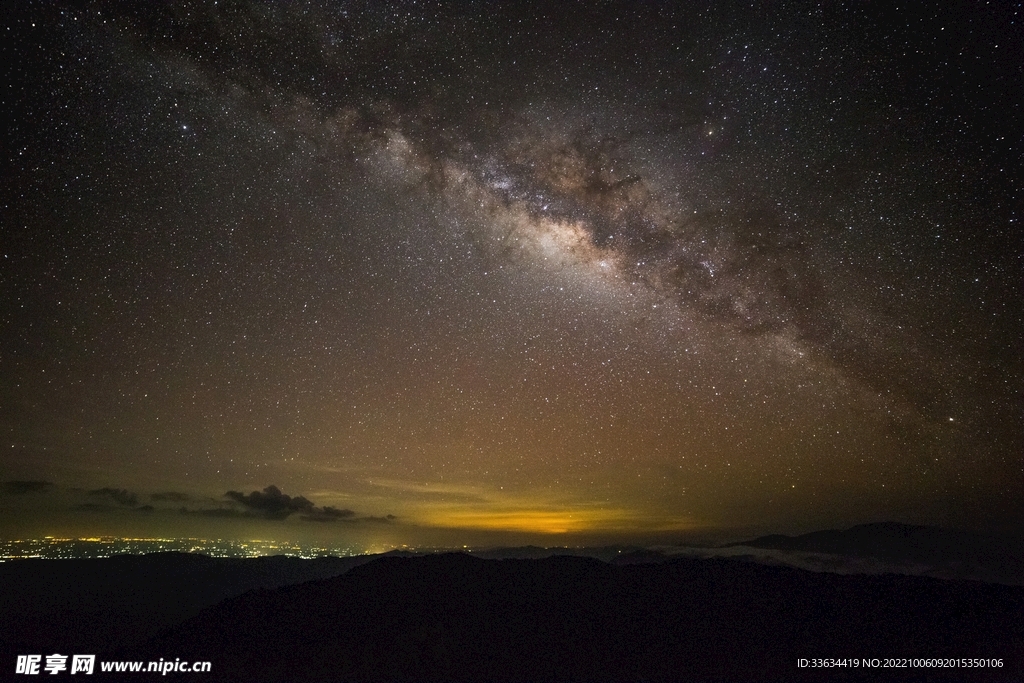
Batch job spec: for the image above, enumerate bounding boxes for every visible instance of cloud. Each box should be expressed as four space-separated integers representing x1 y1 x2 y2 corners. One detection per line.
218 485 396 523
1 480 55 495
151 491 191 502
90 484 406 523
88 487 140 507
297 508 395 524
74 502 115 513
181 506 253 518
224 485 315 520
300 506 357 523
653 545 1024 586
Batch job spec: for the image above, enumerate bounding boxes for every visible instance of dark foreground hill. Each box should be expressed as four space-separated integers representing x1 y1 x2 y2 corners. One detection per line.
121 553 1024 682
0 552 375 659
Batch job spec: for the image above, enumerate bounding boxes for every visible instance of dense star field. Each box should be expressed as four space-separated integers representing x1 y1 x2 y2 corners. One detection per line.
2 1 1021 547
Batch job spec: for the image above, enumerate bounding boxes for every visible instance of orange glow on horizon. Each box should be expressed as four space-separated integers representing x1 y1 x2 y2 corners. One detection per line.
424 507 692 535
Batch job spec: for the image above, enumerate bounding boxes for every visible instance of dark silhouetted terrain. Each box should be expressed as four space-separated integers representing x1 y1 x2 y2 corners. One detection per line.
0 553 374 661
3 528 1023 682
120 553 1023 682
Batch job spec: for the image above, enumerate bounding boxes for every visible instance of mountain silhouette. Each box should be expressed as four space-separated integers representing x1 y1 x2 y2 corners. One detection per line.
118 552 1023 682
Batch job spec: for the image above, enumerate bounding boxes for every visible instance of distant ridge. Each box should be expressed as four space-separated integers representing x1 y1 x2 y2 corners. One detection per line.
469 545 643 561
725 522 1020 561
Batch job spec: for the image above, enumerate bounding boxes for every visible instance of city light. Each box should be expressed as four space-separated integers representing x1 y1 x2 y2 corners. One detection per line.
0 537 361 561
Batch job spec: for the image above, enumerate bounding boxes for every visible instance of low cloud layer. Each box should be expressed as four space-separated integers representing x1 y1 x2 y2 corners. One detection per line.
151 491 191 503
652 545 1024 586
1 479 394 526
1 480 55 495
225 485 315 520
88 488 140 507
300 506 357 523
217 485 392 524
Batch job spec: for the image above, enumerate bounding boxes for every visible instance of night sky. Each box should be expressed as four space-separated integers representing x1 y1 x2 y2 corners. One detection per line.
2 1 1021 549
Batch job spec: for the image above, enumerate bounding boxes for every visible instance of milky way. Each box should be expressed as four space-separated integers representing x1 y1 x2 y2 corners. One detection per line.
301 89 1010 432
2 1 1021 545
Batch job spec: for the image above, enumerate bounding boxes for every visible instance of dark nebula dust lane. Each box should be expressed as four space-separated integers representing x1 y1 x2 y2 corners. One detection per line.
1 1 1021 545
